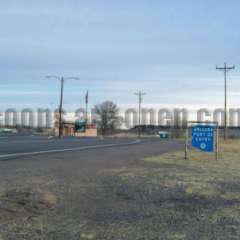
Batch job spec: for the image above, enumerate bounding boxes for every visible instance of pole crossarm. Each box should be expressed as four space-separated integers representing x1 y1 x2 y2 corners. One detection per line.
46 75 61 80
216 66 235 71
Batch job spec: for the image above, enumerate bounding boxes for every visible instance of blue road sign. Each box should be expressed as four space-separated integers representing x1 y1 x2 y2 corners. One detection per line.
192 125 215 152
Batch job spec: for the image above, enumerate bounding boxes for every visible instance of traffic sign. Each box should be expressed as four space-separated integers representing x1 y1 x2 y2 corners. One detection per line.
185 121 219 161
192 125 215 152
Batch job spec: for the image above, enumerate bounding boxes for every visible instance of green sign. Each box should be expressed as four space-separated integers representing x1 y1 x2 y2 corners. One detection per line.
75 120 86 133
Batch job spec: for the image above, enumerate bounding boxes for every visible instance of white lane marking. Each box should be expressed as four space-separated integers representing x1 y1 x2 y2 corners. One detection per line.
0 137 101 144
0 139 56 144
0 135 34 139
0 140 141 159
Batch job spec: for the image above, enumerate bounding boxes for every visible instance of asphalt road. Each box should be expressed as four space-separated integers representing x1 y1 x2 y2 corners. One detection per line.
0 135 184 188
0 135 183 160
0 135 140 157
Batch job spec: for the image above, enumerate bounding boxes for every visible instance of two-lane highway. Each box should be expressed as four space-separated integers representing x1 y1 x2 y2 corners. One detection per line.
0 135 183 160
0 136 141 159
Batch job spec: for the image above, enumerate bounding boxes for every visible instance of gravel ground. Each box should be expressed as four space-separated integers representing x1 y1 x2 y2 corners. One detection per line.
0 138 183 240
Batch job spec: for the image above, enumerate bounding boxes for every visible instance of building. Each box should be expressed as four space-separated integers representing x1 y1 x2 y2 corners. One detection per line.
55 122 97 137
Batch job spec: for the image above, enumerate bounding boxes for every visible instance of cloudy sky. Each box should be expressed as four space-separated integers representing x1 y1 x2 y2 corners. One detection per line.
1 0 240 111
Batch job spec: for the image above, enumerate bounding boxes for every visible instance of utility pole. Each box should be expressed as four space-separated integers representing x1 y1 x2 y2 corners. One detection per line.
135 91 146 138
216 63 235 140
46 75 79 139
59 78 64 139
85 90 89 124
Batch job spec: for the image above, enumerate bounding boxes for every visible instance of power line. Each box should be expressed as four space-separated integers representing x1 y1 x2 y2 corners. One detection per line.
216 63 235 140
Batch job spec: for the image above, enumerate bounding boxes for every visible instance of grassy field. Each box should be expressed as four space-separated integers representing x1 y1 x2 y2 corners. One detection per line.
0 140 240 239
85 140 239 240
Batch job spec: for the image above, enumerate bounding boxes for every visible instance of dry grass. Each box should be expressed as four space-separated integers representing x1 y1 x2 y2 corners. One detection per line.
0 140 240 239
90 140 240 239
144 139 240 199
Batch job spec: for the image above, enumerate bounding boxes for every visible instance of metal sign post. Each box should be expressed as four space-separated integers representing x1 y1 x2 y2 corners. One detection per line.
185 126 189 160
185 121 219 161
215 126 219 161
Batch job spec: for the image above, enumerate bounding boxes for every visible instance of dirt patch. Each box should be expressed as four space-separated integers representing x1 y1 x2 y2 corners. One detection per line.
0 188 56 219
0 188 57 240
78 172 240 240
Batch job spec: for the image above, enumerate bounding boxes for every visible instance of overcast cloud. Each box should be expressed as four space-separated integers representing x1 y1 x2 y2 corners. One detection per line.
1 0 240 110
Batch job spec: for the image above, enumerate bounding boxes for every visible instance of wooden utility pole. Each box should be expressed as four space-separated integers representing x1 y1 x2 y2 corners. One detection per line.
58 78 64 138
85 90 89 124
216 63 235 140
46 75 80 139
135 91 146 138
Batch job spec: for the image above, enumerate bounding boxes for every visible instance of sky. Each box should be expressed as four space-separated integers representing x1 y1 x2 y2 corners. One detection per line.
1 0 240 111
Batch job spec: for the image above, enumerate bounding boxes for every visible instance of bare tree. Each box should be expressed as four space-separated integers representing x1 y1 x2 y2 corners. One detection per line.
93 101 121 135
